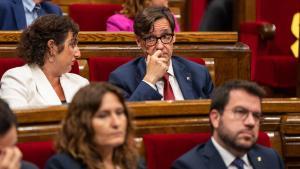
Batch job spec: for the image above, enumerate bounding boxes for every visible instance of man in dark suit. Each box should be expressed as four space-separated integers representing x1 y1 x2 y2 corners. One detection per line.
0 0 62 30
172 80 284 169
109 6 214 101
0 98 38 169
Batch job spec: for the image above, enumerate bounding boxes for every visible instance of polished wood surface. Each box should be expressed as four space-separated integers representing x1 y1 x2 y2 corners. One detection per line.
0 31 237 43
0 31 249 87
14 98 300 168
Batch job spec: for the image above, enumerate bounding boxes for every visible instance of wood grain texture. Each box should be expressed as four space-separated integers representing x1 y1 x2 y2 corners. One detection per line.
0 31 238 43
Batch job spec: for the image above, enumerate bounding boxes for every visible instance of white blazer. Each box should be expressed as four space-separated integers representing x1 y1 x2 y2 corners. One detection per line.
0 64 89 108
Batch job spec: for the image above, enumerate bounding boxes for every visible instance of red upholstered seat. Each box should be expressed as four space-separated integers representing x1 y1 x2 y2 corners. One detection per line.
88 57 132 82
69 3 122 31
239 0 298 90
0 58 80 79
188 57 206 65
143 132 270 169
188 0 209 31
0 58 25 78
17 141 55 169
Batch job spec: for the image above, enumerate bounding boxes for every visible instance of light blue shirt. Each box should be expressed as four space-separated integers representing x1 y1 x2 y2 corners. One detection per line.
22 0 39 26
211 138 253 169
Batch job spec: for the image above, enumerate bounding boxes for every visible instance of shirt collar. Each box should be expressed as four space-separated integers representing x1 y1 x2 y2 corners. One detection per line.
211 138 251 167
167 59 174 77
22 0 37 12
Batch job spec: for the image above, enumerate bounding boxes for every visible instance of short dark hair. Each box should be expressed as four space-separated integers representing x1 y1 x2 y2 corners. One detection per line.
17 14 79 67
0 99 17 136
134 6 175 38
210 80 265 113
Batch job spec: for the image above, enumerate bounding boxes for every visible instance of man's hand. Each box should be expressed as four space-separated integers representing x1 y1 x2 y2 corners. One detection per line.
0 147 22 169
143 50 169 84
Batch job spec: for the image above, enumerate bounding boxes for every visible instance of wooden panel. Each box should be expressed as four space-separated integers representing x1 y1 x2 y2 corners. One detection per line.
0 32 238 43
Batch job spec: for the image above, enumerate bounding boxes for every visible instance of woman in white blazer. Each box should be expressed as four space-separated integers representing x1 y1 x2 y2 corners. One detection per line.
0 15 89 108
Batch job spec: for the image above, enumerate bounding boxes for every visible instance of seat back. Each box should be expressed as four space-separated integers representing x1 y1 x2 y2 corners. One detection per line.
17 141 55 169
256 0 299 55
144 131 270 169
188 57 206 65
188 0 209 31
69 3 122 31
0 58 24 78
88 57 132 81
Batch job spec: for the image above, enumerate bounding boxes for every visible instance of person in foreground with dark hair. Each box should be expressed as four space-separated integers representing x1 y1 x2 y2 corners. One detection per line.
109 6 213 101
0 98 38 169
45 83 140 169
172 80 284 169
0 14 89 108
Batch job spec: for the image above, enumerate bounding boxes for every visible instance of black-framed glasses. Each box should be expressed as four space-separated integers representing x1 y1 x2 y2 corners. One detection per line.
228 106 263 122
143 33 174 47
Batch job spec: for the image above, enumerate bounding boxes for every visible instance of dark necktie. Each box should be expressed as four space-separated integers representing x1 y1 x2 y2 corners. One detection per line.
34 4 42 17
232 158 244 169
162 73 175 100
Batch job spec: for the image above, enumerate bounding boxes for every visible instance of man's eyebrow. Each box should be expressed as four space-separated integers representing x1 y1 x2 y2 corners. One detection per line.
160 29 172 34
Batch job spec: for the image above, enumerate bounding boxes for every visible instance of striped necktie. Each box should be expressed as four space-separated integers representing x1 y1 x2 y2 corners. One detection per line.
34 4 42 17
232 158 244 169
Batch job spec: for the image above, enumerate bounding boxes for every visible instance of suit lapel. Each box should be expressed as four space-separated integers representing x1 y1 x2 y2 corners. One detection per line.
12 0 27 29
203 140 228 169
136 57 146 84
248 147 265 169
30 65 61 105
172 58 195 99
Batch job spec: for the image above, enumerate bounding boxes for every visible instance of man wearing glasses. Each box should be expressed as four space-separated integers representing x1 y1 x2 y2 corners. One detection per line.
172 80 284 169
109 6 214 101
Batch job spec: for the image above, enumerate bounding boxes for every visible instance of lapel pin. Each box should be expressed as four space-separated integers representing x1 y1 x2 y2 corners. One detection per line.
257 156 262 162
186 77 191 81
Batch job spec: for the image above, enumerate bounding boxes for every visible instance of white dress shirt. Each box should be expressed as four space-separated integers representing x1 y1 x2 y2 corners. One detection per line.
211 138 253 169
143 60 184 100
22 0 39 26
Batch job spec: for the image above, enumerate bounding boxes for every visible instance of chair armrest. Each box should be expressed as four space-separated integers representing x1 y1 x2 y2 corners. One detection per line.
240 21 276 40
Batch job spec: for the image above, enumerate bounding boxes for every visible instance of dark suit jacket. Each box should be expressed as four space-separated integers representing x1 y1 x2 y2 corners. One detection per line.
45 153 146 169
0 0 62 30
45 153 85 169
172 139 285 169
109 56 214 101
21 161 39 169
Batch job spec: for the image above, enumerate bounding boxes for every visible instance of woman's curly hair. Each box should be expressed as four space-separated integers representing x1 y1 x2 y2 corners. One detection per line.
17 14 79 67
56 83 138 169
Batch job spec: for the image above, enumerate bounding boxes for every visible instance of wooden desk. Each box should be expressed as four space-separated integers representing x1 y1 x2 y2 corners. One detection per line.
0 31 250 87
